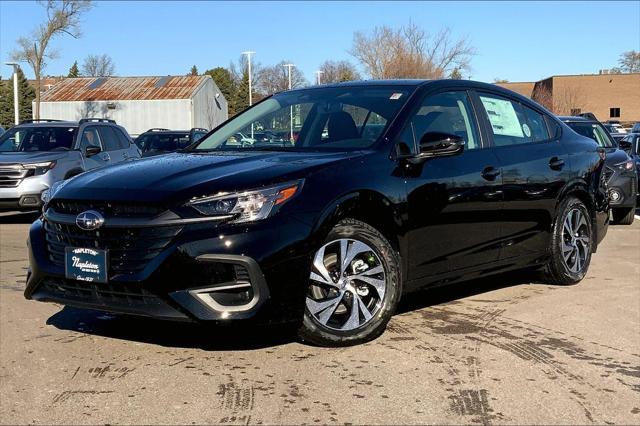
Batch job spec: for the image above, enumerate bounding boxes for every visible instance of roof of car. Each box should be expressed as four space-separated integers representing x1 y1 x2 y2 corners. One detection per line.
557 116 595 123
16 120 80 127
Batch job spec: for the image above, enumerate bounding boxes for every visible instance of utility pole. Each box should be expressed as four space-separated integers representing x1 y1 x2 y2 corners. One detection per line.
283 63 295 142
5 62 20 125
241 51 255 138
315 70 323 85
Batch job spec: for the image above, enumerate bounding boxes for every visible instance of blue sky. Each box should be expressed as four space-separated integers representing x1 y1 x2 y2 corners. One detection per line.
1 1 639 83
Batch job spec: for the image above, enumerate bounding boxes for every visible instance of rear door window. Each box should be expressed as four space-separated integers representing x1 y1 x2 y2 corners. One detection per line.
478 94 550 146
97 127 122 151
114 128 131 149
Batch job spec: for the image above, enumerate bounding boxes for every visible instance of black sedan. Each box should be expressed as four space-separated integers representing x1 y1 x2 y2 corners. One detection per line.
26 80 609 346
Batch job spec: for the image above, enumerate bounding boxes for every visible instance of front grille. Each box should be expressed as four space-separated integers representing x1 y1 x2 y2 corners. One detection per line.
0 164 29 188
50 199 165 218
42 277 163 306
44 220 182 276
603 166 615 183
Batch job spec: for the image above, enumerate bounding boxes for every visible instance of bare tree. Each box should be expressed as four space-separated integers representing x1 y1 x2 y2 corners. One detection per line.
617 50 640 73
350 22 475 79
11 0 92 119
553 85 585 116
318 60 361 84
257 61 307 95
82 54 115 77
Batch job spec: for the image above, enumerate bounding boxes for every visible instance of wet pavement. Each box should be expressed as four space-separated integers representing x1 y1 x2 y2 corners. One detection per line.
1 212 639 424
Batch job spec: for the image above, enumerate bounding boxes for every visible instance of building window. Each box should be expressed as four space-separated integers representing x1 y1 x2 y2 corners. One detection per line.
610 107 621 118
570 108 582 116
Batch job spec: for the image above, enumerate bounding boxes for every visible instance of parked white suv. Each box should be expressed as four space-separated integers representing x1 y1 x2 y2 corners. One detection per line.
0 118 140 211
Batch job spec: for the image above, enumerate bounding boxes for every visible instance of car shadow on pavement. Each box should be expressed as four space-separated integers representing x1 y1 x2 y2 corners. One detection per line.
45 270 544 350
0 211 40 224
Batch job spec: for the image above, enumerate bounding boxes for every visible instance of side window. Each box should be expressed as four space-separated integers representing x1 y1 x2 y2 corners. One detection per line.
97 126 121 151
521 105 550 142
78 127 101 151
403 91 480 150
114 128 131 149
478 94 548 146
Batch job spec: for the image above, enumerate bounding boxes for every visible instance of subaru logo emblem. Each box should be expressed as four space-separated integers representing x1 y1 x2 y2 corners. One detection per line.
75 210 105 231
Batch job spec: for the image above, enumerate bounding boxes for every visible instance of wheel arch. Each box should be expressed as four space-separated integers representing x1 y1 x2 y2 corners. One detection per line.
63 168 84 180
555 178 600 250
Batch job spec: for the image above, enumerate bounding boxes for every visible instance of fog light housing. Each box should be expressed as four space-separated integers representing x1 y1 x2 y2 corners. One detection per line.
609 189 622 202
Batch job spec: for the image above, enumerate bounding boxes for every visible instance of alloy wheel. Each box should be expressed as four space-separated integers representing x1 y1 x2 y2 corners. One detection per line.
306 239 387 331
561 208 591 273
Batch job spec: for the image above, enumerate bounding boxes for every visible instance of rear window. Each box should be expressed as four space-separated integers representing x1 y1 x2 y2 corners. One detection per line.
0 126 77 152
566 122 615 148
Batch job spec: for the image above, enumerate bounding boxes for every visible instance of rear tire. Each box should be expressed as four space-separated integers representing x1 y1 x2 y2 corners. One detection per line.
612 207 635 225
298 219 401 346
541 197 593 285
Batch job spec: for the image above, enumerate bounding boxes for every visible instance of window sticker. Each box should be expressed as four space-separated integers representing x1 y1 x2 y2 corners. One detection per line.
480 96 524 138
522 123 531 138
390 93 403 100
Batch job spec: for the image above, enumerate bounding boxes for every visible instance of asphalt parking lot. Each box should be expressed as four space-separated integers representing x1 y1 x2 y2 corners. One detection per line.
0 212 639 425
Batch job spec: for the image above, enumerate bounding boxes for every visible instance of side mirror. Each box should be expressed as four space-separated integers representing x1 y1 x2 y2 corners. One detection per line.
84 145 101 157
418 132 465 157
617 139 632 153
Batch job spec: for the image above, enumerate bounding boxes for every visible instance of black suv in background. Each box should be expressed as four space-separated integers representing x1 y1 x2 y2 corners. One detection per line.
560 116 637 225
618 132 640 203
135 128 208 157
26 80 609 346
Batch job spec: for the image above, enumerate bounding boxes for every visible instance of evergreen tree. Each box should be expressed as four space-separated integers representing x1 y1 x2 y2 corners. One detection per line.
203 67 237 116
189 65 199 76
449 68 463 80
0 67 35 127
233 68 251 114
67 61 80 77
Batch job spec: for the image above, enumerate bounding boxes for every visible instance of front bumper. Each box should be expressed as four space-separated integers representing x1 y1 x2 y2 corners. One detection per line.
25 213 315 324
606 169 637 208
0 173 55 211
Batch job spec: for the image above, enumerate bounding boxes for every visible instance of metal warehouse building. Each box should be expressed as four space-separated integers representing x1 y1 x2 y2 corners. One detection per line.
37 75 228 135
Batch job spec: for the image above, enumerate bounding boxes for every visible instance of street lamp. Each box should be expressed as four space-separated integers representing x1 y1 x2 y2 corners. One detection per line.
315 70 323 85
283 63 295 142
5 62 20 125
242 51 255 139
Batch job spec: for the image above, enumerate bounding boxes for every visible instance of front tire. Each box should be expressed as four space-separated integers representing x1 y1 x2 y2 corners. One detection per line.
298 219 401 346
612 207 635 225
541 197 593 285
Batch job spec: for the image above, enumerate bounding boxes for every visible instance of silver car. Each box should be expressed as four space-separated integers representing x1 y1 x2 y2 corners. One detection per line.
0 119 140 211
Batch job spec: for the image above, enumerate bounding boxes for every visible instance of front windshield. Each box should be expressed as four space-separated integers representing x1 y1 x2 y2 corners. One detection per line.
566 122 614 148
192 86 412 152
0 126 78 152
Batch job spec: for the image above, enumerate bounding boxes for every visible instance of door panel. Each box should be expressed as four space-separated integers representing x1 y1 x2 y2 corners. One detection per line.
475 91 569 259
97 126 126 164
406 149 503 280
403 90 504 281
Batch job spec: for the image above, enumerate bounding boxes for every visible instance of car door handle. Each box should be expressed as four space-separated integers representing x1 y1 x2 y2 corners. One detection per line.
549 157 565 170
481 166 501 181
100 153 110 162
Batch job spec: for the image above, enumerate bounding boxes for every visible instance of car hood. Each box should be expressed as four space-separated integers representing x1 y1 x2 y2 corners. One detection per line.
54 150 362 204
0 151 70 165
603 148 630 166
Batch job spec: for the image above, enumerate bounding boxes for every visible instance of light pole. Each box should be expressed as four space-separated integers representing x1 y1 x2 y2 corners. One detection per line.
5 62 20 125
241 51 255 139
283 63 295 142
315 70 323 85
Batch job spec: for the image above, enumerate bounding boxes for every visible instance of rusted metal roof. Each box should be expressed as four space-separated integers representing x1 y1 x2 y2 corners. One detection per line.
40 76 208 102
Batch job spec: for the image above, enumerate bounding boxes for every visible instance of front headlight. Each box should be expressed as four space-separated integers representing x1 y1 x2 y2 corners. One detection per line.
615 160 634 171
24 161 56 176
188 180 303 223
40 179 68 205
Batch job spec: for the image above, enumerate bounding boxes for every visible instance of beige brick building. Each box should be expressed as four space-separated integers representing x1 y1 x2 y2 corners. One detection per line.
498 73 640 124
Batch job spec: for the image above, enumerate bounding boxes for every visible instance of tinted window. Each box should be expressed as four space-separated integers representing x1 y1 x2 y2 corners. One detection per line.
565 122 614 148
404 91 480 150
79 127 101 151
97 127 121 151
0 126 77 152
479 94 550 146
521 105 550 142
114 128 131 149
